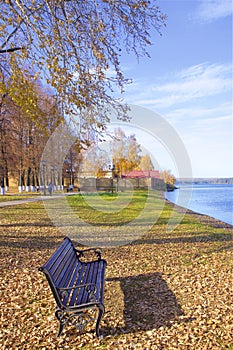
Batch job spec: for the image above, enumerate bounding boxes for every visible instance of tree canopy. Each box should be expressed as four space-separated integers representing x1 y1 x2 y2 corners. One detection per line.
111 128 142 174
0 0 166 134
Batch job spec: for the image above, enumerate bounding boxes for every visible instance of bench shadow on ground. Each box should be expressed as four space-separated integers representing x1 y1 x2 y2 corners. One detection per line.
0 234 63 250
104 272 187 335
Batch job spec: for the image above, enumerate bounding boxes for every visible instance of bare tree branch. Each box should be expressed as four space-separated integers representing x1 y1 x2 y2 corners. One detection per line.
0 47 23 54
1 20 24 50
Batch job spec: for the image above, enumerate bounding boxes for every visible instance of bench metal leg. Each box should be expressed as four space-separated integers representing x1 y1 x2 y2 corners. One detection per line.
57 322 65 337
96 304 104 338
55 307 103 337
55 309 66 336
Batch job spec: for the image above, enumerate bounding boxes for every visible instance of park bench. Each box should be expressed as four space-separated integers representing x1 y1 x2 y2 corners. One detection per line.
66 184 74 192
38 237 107 338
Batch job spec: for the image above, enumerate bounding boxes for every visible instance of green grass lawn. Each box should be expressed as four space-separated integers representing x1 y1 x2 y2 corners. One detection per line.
0 193 39 202
66 190 153 224
0 189 232 349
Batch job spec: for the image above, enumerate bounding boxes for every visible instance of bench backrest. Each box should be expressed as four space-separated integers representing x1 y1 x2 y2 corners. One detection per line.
39 237 80 309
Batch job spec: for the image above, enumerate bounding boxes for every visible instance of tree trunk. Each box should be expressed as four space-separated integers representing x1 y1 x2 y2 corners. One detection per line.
26 168 31 192
31 171 35 192
0 172 4 195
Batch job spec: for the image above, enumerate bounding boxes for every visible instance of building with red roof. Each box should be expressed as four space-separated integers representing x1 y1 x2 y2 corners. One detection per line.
122 170 160 179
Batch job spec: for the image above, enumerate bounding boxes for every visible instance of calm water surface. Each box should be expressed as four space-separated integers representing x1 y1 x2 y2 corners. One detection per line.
164 184 233 226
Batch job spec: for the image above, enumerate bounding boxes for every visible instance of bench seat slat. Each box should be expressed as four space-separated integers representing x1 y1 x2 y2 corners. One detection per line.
44 247 75 286
55 253 79 288
50 246 76 282
78 261 96 305
85 261 102 303
69 262 92 307
95 260 105 303
44 239 73 272
62 262 87 306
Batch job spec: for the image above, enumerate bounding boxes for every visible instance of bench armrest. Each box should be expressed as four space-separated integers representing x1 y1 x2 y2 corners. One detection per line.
57 283 97 301
75 248 102 260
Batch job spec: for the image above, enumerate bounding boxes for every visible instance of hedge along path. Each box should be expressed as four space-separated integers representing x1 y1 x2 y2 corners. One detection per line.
0 196 232 350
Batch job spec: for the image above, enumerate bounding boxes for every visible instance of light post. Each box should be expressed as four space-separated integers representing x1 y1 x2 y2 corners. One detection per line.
109 164 115 193
66 168 75 186
57 170 61 191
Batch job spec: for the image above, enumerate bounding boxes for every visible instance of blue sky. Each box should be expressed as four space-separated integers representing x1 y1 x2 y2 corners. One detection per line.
118 0 232 178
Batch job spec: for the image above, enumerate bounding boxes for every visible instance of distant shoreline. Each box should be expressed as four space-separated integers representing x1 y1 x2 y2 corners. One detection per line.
176 178 233 185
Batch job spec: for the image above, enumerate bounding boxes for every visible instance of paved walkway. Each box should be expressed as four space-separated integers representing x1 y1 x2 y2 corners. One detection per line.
0 192 76 207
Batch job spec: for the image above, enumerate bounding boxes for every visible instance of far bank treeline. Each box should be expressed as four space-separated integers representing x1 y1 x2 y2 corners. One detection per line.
0 74 175 193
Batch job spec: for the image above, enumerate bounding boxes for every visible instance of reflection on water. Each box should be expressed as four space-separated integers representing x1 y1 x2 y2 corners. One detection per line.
164 184 233 226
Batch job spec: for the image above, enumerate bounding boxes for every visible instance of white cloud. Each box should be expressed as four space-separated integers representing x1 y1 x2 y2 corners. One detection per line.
166 102 232 121
155 63 232 99
194 0 233 22
125 62 232 109
162 103 232 146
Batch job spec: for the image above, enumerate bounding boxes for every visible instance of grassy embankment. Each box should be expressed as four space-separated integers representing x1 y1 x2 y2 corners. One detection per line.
0 190 232 349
